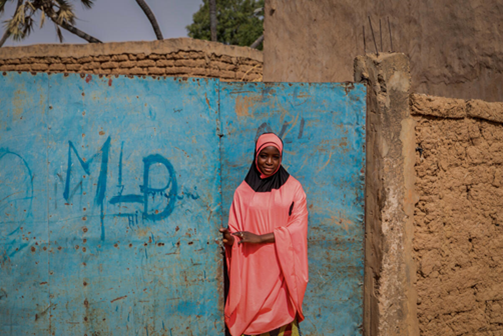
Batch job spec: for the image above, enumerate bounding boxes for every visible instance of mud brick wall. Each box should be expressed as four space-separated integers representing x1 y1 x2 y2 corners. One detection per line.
411 94 503 335
0 38 263 81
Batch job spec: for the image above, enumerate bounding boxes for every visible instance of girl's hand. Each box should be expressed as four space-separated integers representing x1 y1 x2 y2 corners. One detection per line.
219 227 235 246
232 231 265 244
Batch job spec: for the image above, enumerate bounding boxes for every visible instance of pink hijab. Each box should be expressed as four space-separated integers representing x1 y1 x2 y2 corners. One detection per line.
254 133 284 179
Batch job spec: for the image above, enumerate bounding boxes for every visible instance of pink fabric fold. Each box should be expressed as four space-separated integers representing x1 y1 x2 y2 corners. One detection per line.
225 177 309 336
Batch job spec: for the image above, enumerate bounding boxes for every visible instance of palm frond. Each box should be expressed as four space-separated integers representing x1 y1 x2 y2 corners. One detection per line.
1 0 20 15
53 0 71 10
9 2 25 27
39 9 44 27
12 2 24 21
8 16 33 40
54 22 63 42
0 0 10 14
20 14 33 38
80 0 93 9
25 1 34 11
54 0 75 25
6 2 38 40
2 0 97 43
58 9 75 25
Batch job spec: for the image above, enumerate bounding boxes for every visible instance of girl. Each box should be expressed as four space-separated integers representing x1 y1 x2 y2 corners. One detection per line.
220 133 309 336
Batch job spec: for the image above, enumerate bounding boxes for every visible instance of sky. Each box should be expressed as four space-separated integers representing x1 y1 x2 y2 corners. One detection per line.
2 0 204 47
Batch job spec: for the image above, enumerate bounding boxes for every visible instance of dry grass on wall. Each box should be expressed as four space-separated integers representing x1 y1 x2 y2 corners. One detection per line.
412 94 503 335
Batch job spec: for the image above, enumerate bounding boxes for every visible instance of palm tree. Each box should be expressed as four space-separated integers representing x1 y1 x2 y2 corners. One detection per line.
0 0 102 47
135 0 163 40
209 0 216 41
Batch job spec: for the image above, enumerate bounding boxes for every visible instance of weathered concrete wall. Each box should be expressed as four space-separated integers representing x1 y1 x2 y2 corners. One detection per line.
264 0 503 102
0 38 263 81
412 94 503 335
354 53 419 336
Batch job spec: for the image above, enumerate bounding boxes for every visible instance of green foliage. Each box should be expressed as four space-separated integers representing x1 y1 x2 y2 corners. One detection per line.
187 0 264 50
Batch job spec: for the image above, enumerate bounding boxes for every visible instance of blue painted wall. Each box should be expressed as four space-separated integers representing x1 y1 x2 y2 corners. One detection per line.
0 73 365 335
1 73 223 336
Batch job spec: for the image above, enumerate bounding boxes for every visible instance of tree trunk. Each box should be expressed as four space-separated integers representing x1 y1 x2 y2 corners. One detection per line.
0 30 10 48
209 0 217 42
135 0 164 40
0 0 23 48
47 12 102 43
250 34 264 49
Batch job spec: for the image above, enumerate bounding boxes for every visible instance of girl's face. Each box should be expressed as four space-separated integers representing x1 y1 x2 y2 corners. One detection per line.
257 146 281 176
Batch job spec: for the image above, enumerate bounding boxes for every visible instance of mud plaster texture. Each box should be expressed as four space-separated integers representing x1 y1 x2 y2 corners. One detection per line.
354 53 419 336
0 38 263 81
264 0 503 102
412 93 503 335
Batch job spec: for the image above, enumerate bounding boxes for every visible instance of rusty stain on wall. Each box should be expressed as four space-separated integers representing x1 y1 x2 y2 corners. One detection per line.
234 95 257 118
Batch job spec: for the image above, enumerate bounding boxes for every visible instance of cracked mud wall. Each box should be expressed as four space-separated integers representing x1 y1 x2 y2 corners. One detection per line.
0 38 263 81
412 94 503 335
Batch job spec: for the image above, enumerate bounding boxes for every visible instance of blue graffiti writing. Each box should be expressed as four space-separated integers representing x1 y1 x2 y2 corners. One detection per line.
64 137 111 240
109 154 178 222
60 137 201 234
115 211 140 228
177 186 200 201
0 149 34 223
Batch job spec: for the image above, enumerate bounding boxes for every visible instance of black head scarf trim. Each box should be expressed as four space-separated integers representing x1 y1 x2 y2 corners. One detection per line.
244 133 290 192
